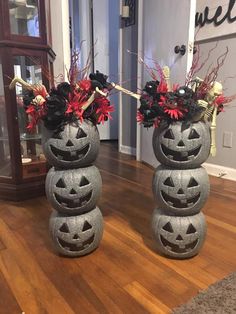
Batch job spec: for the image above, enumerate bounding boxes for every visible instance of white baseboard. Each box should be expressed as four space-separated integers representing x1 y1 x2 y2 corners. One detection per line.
203 162 236 181
119 145 136 156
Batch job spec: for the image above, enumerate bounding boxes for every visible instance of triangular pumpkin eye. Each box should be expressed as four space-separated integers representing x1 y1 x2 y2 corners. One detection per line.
164 129 175 139
162 222 174 233
59 223 70 233
82 221 92 231
56 178 66 188
76 129 87 139
163 177 175 187
186 223 196 234
79 176 90 187
188 129 200 139
187 177 199 188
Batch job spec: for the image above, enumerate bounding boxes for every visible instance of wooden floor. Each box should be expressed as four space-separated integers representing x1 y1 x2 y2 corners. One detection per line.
0 141 236 314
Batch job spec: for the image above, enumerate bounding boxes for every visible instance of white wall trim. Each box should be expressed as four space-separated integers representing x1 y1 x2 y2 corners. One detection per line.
120 145 136 156
118 0 123 153
203 162 236 181
136 0 143 161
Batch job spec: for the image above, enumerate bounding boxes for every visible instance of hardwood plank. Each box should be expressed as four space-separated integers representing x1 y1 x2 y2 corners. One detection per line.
0 142 236 313
0 270 22 314
0 236 5 251
206 215 236 234
124 281 171 314
0 218 75 314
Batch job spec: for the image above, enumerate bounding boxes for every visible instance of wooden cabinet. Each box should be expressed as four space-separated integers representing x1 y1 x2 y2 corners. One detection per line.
0 0 55 200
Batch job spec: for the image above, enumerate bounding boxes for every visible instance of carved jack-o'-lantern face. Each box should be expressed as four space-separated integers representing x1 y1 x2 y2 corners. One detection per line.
46 166 102 215
49 207 103 256
152 166 209 215
152 209 207 259
152 121 210 168
42 120 100 168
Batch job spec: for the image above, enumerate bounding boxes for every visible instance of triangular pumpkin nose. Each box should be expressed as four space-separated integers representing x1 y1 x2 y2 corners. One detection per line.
176 235 183 241
66 140 74 147
70 188 77 195
177 140 185 147
73 234 80 239
177 188 184 194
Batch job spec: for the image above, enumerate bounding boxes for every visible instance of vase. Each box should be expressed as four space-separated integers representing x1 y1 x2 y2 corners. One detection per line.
42 120 104 257
151 121 209 259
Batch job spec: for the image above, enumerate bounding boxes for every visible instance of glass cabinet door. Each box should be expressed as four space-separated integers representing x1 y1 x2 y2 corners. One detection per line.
8 0 40 37
13 55 46 178
0 58 12 178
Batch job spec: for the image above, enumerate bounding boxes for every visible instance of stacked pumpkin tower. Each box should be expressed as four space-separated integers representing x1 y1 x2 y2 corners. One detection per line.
148 69 210 259
9 66 114 257
133 65 228 259
43 120 103 257
151 120 210 259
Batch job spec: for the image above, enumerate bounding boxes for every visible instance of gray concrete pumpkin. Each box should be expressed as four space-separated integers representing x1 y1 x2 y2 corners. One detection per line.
46 166 102 215
49 206 103 257
152 121 210 169
152 166 209 216
152 208 207 259
42 120 100 168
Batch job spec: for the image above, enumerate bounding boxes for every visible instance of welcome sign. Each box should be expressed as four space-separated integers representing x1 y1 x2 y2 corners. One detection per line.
195 0 236 41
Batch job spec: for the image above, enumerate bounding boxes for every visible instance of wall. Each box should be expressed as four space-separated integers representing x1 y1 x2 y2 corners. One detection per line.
196 0 236 170
50 0 70 81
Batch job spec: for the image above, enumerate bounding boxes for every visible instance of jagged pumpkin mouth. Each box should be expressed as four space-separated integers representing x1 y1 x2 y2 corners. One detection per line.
160 235 198 253
50 143 90 161
58 234 95 252
161 144 201 161
54 191 93 208
161 191 200 208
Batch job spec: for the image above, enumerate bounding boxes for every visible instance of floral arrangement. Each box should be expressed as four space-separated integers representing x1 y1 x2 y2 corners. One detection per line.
9 53 114 132
133 47 235 156
137 50 234 129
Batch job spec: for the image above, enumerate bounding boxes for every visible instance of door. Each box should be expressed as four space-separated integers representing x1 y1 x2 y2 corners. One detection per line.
92 0 119 140
138 0 196 166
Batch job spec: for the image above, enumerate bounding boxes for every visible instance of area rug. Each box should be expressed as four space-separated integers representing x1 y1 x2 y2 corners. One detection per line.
172 272 236 314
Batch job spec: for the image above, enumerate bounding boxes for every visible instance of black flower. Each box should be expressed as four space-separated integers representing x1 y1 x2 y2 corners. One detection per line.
143 80 159 97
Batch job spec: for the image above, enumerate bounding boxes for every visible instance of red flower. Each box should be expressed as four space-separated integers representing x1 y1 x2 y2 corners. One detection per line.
26 105 36 115
164 107 184 120
157 81 168 93
25 101 46 131
214 95 226 106
95 97 114 124
66 90 87 121
158 95 167 107
137 111 144 123
78 80 92 92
